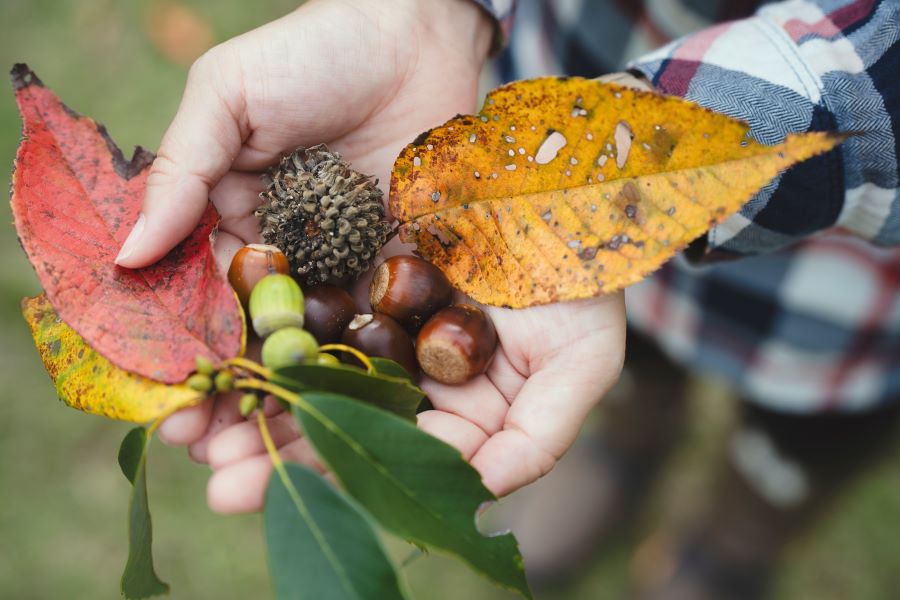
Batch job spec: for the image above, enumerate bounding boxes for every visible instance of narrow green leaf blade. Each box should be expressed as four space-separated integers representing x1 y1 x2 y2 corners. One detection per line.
292 393 531 599
273 363 423 421
265 463 407 600
117 427 169 599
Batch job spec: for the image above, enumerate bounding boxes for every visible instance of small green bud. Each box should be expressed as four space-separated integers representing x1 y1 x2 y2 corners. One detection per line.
195 356 215 376
186 373 213 393
249 274 306 337
239 393 258 417
262 327 320 370
315 353 340 366
214 370 234 392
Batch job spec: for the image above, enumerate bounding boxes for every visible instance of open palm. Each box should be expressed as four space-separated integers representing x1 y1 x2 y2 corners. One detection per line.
127 0 627 513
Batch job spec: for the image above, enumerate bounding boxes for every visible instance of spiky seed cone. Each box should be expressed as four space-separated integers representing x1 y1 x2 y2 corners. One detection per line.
256 144 392 285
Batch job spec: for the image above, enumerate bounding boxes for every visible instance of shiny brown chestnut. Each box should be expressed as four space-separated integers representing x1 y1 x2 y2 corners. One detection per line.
416 305 497 385
302 284 358 344
369 256 453 331
341 313 418 376
228 244 290 308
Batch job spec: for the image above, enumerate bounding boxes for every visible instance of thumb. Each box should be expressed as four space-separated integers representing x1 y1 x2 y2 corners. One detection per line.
116 51 245 268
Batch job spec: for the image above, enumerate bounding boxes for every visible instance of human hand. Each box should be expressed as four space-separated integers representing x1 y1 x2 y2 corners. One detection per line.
160 292 625 513
141 0 626 513
115 0 493 270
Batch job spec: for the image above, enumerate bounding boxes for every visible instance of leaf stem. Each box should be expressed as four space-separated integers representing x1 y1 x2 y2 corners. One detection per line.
235 378 303 406
223 356 273 379
257 410 284 469
257 410 358 596
319 344 375 373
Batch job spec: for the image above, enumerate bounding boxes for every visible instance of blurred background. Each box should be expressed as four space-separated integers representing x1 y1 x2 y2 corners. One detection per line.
1 1 899 599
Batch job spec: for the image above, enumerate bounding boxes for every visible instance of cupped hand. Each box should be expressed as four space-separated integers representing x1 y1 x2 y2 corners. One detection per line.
144 0 627 513
115 0 492 270
160 292 624 513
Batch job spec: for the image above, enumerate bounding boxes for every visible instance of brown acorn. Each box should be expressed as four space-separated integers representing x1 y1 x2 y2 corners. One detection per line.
228 244 290 308
416 305 497 385
341 313 418 376
369 256 453 331
302 284 358 344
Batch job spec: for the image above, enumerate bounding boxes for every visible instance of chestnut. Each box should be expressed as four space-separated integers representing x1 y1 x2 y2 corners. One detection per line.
416 305 497 385
228 244 290 308
369 256 453 331
341 313 418 376
302 284 359 344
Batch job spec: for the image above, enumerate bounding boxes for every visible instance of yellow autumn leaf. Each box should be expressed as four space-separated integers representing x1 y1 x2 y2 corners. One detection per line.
390 77 847 308
22 294 203 423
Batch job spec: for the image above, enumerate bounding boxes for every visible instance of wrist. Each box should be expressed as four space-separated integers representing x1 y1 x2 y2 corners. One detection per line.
403 0 494 70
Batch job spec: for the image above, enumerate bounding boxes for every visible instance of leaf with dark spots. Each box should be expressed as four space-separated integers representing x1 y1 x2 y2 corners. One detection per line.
22 295 202 422
389 77 848 308
10 64 244 384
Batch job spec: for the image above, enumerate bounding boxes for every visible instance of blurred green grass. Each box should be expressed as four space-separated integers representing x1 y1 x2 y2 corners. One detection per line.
1 2 899 599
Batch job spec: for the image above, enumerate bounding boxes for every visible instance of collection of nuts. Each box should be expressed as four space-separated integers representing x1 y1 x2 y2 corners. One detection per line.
227 244 498 385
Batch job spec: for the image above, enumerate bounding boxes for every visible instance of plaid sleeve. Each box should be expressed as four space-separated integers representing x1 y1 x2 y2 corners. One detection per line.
628 0 900 259
470 0 516 50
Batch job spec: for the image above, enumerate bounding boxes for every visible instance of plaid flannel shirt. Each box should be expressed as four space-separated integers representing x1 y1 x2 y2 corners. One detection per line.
472 0 900 413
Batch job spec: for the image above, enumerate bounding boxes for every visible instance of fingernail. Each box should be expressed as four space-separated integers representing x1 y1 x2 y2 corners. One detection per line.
115 213 145 265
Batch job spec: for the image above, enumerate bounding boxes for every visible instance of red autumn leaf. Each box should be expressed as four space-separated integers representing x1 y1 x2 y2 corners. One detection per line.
10 64 244 383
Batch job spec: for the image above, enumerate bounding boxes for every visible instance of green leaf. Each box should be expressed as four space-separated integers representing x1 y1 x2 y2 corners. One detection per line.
117 427 169 599
273 363 423 421
291 392 531 599
369 357 414 382
265 462 408 600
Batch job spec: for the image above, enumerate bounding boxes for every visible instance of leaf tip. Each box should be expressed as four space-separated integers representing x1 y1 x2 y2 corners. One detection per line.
10 63 42 91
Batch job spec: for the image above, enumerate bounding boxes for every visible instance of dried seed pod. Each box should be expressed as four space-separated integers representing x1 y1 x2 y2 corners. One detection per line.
416 305 497 385
369 256 453 331
256 144 392 285
341 313 418 377
302 284 358 344
228 244 290 308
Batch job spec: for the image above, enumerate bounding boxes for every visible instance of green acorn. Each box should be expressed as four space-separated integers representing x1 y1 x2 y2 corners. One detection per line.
316 353 341 367
249 274 305 337
261 327 320 370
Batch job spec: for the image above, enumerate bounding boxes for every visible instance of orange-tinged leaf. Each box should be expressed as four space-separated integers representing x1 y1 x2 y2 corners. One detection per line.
22 295 203 423
390 77 847 308
10 64 244 382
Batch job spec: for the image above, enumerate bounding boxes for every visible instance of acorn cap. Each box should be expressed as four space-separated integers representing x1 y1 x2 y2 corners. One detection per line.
256 144 392 285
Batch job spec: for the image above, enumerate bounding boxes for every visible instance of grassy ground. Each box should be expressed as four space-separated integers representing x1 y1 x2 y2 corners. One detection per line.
1 2 899 599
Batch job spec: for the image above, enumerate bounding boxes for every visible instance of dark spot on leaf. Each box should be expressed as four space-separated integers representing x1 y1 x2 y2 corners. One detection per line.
412 129 432 147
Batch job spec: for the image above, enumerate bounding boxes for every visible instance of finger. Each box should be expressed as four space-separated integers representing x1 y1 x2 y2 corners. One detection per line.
188 393 245 463
157 398 214 446
472 332 624 497
207 437 326 514
416 410 488 460
207 454 272 514
209 171 265 220
213 230 247 273
472 294 626 497
116 47 247 268
484 346 526 403
207 412 300 469
420 374 509 436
